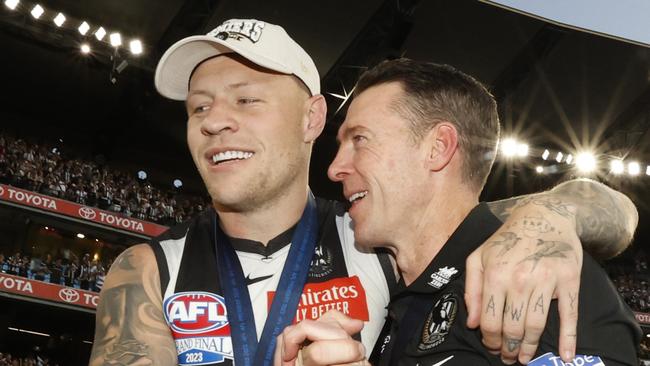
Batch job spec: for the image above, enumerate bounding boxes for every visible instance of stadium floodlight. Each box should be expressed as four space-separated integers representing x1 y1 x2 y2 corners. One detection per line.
610 159 624 175
30 4 44 19
8 327 50 337
4 0 19 10
173 179 183 188
78 21 90 35
555 152 563 163
137 170 147 180
565 154 573 164
646 165 650 176
129 39 143 55
628 161 640 176
516 143 529 157
542 149 550 160
500 138 517 157
95 26 106 41
53 12 65 27
80 43 90 54
575 152 596 173
109 32 122 47
77 233 85 239
535 166 543 174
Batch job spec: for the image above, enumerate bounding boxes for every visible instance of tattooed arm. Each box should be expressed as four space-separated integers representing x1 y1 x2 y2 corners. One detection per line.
486 178 637 259
89 244 177 366
465 178 637 365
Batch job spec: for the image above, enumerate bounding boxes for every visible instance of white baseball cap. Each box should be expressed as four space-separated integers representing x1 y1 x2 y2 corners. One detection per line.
155 18 320 100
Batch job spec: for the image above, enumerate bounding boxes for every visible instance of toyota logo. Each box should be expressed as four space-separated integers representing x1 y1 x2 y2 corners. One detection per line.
78 206 97 220
59 288 80 303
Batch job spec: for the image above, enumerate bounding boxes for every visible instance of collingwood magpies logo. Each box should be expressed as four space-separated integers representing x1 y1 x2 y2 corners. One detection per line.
209 19 265 43
309 244 333 278
418 293 457 351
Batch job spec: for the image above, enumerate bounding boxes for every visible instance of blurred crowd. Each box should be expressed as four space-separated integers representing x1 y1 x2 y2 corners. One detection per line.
0 134 210 225
614 275 650 313
0 351 55 366
0 251 112 293
642 337 650 366
608 257 650 313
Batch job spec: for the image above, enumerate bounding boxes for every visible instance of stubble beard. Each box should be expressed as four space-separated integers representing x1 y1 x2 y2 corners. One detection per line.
204 153 306 213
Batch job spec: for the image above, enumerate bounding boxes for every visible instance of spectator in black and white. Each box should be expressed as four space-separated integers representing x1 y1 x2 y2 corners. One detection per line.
78 253 91 290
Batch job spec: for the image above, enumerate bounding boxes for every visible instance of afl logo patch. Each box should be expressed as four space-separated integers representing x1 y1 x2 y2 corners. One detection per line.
164 292 229 335
418 293 457 351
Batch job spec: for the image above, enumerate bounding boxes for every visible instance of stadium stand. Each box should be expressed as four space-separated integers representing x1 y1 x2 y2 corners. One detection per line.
0 133 210 226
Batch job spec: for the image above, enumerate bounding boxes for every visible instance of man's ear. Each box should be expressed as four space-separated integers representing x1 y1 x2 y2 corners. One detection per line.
303 94 327 143
426 122 458 171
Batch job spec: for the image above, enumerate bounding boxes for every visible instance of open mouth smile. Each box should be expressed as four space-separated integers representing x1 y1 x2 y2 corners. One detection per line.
210 150 254 165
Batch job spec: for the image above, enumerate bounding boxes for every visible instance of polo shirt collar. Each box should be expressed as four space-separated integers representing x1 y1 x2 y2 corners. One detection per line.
394 202 502 297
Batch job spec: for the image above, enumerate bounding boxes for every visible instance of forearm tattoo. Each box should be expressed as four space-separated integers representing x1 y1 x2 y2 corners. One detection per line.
89 246 177 366
487 179 637 259
569 181 636 259
486 196 575 223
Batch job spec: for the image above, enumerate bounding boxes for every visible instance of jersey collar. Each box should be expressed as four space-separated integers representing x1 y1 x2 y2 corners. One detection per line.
227 224 297 257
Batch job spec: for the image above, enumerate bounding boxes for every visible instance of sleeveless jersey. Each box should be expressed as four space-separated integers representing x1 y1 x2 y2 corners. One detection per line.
148 198 392 365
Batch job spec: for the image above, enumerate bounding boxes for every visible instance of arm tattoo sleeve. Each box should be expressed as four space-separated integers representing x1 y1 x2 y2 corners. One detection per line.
487 178 638 259
89 245 177 366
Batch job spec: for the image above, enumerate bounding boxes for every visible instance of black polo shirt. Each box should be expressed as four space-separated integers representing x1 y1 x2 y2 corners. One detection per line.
369 203 641 366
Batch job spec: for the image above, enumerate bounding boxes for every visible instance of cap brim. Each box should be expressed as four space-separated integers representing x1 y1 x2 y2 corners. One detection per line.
155 35 294 101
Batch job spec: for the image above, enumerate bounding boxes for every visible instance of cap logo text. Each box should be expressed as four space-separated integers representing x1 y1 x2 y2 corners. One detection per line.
209 20 265 43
